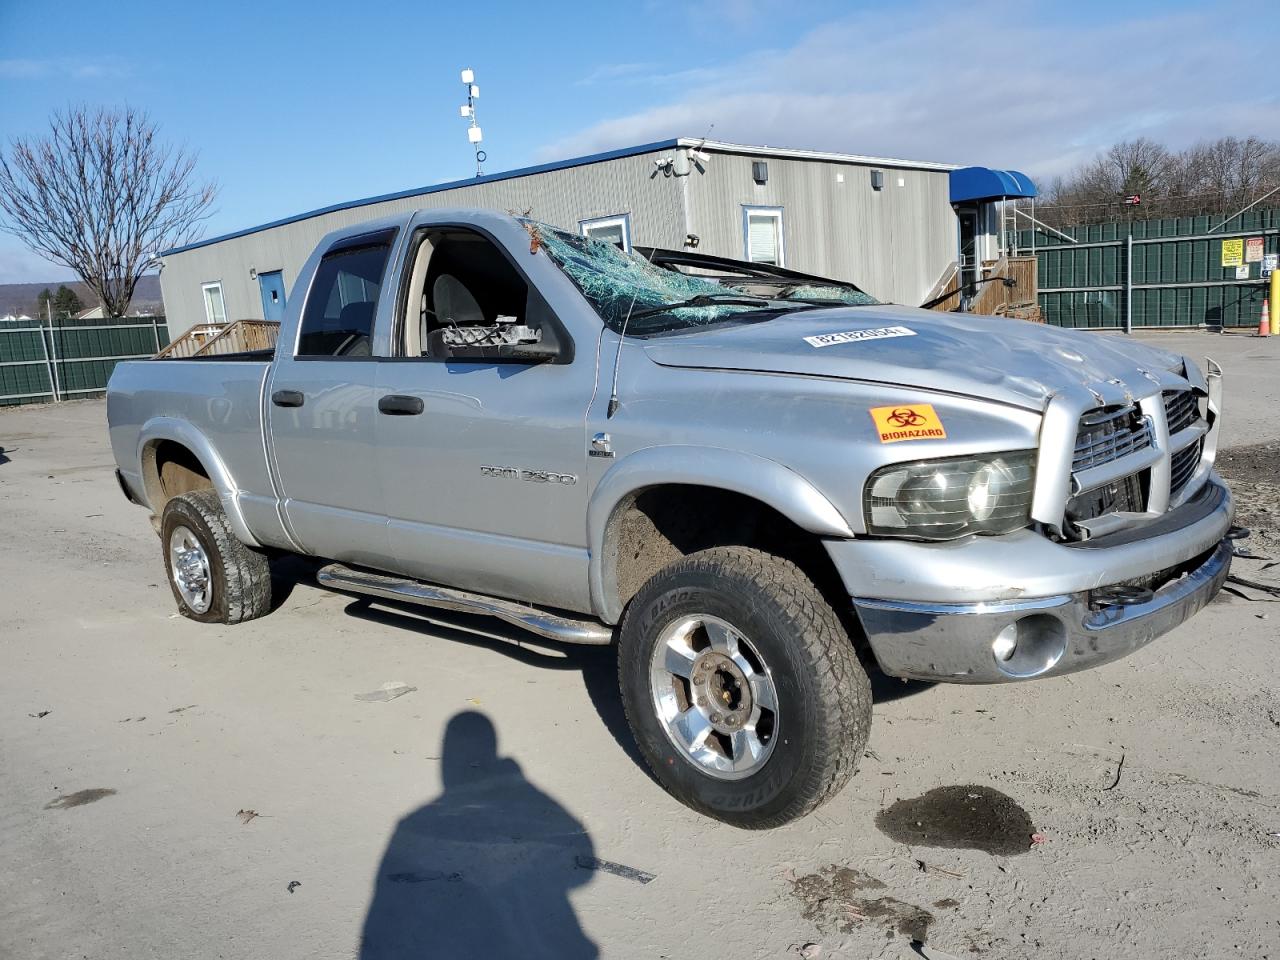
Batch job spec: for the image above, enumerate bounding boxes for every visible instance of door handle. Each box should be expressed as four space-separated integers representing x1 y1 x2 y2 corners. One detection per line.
378 394 425 416
272 390 304 408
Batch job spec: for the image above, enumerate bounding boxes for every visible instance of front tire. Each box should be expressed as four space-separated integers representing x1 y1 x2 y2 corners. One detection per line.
160 490 272 624
617 546 871 828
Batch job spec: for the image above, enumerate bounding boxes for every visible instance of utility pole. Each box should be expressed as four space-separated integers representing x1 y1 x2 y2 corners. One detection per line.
459 68 486 177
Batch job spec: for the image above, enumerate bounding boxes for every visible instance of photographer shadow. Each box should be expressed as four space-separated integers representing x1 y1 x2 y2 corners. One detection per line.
359 710 598 960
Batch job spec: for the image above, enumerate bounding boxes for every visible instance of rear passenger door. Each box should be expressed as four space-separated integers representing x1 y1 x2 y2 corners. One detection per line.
266 229 395 565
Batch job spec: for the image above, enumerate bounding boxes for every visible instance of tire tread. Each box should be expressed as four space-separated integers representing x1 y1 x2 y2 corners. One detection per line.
618 545 871 828
162 490 272 624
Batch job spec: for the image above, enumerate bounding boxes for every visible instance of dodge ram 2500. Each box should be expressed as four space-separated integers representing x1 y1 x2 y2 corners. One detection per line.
107 208 1233 827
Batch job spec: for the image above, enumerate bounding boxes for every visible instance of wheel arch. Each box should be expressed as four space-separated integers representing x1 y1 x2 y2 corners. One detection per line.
587 446 855 624
136 417 260 547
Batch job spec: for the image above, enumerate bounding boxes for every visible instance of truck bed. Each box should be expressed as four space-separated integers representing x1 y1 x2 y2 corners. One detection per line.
107 358 277 536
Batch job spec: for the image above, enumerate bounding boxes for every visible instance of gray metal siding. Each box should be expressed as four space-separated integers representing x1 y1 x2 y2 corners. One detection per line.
684 151 956 306
160 149 686 335
160 145 958 334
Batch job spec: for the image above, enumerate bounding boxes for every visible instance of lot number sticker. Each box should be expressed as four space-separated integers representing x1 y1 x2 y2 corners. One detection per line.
804 325 916 348
869 404 947 443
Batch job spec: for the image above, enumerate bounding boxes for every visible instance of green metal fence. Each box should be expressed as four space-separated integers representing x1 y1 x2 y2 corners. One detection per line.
0 316 170 407
1016 209 1280 329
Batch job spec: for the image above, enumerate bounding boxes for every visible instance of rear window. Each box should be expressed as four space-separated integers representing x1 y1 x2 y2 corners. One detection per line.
297 236 393 357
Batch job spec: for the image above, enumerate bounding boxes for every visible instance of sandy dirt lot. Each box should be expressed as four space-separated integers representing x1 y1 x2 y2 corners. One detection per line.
1 330 1277 960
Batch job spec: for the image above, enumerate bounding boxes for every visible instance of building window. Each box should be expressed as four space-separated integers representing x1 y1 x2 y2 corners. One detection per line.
580 214 631 251
743 206 784 266
201 281 227 325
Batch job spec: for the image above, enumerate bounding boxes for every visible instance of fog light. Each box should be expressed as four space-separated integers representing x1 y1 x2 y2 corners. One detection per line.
992 624 1018 661
991 614 1068 678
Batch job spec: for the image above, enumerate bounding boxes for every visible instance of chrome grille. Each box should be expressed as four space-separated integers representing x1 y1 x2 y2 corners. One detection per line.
1163 390 1200 435
1170 439 1202 496
1072 405 1152 471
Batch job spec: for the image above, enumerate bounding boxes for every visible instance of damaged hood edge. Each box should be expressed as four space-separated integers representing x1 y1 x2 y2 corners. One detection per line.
641 304 1190 411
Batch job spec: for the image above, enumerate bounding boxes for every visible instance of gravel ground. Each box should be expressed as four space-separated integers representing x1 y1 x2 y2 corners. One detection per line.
1 331 1278 960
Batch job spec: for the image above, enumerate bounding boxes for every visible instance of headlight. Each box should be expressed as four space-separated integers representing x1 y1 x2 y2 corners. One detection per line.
863 451 1036 540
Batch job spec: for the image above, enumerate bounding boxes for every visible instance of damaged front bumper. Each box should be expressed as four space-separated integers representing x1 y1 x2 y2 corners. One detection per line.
838 476 1234 683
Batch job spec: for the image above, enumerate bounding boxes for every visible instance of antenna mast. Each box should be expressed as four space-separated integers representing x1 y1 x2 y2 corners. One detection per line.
458 68 486 177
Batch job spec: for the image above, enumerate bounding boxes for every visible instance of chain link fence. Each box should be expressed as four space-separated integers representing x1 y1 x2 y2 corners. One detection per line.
0 315 170 407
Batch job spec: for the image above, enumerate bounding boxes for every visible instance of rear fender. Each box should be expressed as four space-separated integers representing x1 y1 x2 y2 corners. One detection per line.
136 417 260 548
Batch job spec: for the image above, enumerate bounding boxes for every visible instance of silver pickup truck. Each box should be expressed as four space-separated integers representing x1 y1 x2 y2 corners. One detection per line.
107 208 1233 828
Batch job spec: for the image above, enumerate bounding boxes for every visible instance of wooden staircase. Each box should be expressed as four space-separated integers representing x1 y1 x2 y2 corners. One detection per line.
923 256 1040 320
155 319 280 359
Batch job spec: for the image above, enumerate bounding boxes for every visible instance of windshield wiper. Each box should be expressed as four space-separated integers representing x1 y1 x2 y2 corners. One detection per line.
628 293 772 320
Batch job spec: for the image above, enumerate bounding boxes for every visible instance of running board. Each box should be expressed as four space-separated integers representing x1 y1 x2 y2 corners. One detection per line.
316 563 614 646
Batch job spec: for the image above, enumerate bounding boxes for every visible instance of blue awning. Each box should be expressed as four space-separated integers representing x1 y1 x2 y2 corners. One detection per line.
949 167 1037 203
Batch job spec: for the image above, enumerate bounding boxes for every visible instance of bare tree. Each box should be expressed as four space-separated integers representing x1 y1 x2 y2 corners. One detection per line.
1040 135 1280 228
0 105 216 317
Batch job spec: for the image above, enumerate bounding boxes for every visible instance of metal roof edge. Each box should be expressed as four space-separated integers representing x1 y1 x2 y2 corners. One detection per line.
161 138 683 256
677 138 958 172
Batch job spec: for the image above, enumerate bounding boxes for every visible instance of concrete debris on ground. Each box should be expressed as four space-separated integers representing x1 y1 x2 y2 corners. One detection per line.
354 681 418 702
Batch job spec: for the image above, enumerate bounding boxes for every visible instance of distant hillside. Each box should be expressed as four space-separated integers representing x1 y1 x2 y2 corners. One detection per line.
0 276 162 317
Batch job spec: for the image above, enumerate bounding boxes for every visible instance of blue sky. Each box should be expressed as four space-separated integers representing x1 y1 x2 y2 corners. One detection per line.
1 0 1276 283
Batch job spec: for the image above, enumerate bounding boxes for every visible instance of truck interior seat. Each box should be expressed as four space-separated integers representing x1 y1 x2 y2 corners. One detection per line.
335 301 374 356
432 274 485 327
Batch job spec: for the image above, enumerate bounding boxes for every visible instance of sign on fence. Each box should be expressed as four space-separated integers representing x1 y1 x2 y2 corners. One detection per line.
1264 253 1279 277
1221 238 1244 267
1246 237 1265 263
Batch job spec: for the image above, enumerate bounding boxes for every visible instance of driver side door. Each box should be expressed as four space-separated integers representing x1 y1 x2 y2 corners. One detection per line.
374 224 596 612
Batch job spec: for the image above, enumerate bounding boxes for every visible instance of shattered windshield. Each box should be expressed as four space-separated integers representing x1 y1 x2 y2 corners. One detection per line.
529 221 870 335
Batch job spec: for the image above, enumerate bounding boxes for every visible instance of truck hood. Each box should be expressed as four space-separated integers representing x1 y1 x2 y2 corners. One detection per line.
641 304 1186 410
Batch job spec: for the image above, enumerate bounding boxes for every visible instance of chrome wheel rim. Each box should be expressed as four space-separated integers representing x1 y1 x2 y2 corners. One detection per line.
169 526 212 614
649 614 779 780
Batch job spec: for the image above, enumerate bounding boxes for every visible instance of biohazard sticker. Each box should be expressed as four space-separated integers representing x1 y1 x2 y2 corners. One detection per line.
869 404 947 443
804 325 916 348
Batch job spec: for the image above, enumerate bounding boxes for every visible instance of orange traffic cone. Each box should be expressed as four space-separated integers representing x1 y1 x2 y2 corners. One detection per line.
1260 298 1271 337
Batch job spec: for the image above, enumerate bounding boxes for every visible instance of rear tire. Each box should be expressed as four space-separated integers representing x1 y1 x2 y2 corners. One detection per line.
617 546 871 828
160 490 272 624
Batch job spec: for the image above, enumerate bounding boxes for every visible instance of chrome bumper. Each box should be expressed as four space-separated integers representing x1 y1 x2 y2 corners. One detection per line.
853 537 1232 683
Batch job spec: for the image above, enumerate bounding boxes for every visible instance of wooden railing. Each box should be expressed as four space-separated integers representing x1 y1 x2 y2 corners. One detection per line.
922 262 960 312
970 256 1040 320
155 319 279 359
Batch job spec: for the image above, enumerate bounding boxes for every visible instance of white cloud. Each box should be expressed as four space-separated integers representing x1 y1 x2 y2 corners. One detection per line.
576 62 661 86
0 241 78 285
541 2 1280 184
0 58 130 81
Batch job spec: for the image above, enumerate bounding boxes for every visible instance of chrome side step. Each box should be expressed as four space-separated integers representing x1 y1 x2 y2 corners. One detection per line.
316 563 614 646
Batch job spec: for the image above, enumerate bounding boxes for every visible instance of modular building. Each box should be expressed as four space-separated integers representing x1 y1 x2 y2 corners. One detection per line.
158 138 1035 336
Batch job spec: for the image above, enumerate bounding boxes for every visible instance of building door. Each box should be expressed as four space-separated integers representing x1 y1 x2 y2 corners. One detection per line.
258 271 287 321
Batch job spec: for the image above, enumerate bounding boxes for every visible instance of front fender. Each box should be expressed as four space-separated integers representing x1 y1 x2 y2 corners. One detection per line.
136 417 261 548
586 445 854 623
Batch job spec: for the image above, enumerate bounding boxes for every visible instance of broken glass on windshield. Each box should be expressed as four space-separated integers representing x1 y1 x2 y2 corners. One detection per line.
530 223 796 335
